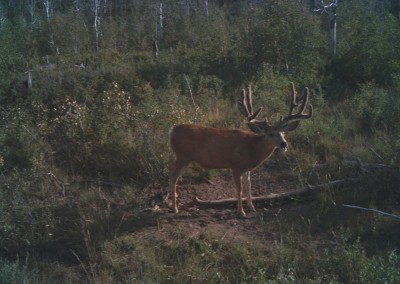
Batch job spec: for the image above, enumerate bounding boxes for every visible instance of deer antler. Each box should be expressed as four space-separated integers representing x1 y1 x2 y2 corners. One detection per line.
279 82 313 126
238 85 276 133
238 85 262 122
238 83 312 133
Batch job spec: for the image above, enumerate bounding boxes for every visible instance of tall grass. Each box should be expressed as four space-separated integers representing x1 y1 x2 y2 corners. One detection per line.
1 74 400 282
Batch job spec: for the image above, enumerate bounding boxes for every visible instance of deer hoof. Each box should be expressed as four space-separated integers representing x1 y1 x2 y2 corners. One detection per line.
248 203 256 212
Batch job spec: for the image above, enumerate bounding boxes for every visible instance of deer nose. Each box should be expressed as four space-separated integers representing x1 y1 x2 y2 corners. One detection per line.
280 141 288 149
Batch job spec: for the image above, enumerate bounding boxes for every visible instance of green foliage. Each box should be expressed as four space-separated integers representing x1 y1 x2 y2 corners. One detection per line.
246 0 328 86
0 25 26 103
360 250 400 284
30 78 192 180
0 106 50 171
164 8 230 61
352 82 400 132
0 170 60 257
0 256 33 284
102 1 160 52
45 13 93 55
334 0 400 90
78 224 400 283
0 1 400 282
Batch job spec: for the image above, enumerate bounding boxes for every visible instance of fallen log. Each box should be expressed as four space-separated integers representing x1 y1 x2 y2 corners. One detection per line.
342 204 400 221
194 178 361 207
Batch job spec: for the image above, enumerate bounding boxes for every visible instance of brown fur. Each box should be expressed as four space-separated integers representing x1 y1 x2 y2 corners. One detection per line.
169 124 288 216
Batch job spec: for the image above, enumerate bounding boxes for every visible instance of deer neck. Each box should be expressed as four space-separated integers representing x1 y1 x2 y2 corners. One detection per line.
251 135 278 166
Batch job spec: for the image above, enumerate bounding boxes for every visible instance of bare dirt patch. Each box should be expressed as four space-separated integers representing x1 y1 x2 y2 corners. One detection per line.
140 163 307 244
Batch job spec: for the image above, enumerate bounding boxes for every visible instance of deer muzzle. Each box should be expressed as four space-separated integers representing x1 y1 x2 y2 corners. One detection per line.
280 141 289 152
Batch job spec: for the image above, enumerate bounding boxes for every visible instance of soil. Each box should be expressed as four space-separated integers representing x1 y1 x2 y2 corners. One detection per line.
139 162 309 244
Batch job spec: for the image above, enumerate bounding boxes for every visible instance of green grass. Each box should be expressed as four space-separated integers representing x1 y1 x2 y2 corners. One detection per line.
0 256 33 284
1 89 400 282
1 2 400 282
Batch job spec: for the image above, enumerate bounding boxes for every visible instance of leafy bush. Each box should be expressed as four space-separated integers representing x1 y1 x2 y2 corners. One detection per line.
334 0 400 89
246 0 328 86
360 250 400 284
352 82 400 132
0 25 26 104
0 2 400 283
0 256 34 284
0 105 51 172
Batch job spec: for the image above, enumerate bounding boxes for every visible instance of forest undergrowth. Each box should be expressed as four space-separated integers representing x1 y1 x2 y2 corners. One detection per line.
0 0 399 283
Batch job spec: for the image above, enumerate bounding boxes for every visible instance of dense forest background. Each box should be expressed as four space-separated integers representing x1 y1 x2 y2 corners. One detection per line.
0 0 400 282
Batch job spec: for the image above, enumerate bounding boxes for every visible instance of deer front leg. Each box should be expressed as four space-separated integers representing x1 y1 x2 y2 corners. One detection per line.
169 160 187 213
233 170 246 217
243 171 256 212
169 177 179 213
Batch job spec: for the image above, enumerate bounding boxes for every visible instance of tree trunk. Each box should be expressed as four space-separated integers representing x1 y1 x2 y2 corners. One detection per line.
93 0 101 51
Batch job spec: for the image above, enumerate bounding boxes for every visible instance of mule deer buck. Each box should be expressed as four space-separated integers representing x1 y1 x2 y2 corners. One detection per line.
168 83 313 216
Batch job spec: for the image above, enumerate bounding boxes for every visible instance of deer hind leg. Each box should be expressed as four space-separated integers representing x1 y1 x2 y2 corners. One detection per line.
233 170 246 217
169 159 189 213
243 171 256 212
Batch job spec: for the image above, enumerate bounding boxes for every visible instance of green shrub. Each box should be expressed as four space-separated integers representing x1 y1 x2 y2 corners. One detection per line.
0 256 34 284
246 0 328 85
0 170 60 257
352 82 400 132
0 106 51 172
334 0 400 89
360 250 400 284
0 25 27 104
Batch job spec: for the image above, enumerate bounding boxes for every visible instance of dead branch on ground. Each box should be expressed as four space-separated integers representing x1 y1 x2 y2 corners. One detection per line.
194 178 362 207
342 204 400 221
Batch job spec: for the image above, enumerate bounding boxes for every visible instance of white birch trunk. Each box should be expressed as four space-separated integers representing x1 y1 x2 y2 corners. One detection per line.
43 0 52 19
29 0 35 20
159 0 163 32
93 0 101 51
331 6 337 57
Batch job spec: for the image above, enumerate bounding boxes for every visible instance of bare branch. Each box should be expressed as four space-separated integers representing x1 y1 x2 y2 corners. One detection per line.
194 178 361 207
342 204 400 221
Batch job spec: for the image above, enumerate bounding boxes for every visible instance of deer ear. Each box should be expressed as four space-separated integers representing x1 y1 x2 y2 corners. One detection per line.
281 120 300 132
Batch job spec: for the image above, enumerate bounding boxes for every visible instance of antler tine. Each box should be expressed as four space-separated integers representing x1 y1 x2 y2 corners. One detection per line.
247 85 253 115
238 85 262 122
238 88 250 117
280 84 313 125
288 82 299 116
298 87 311 114
242 87 252 116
